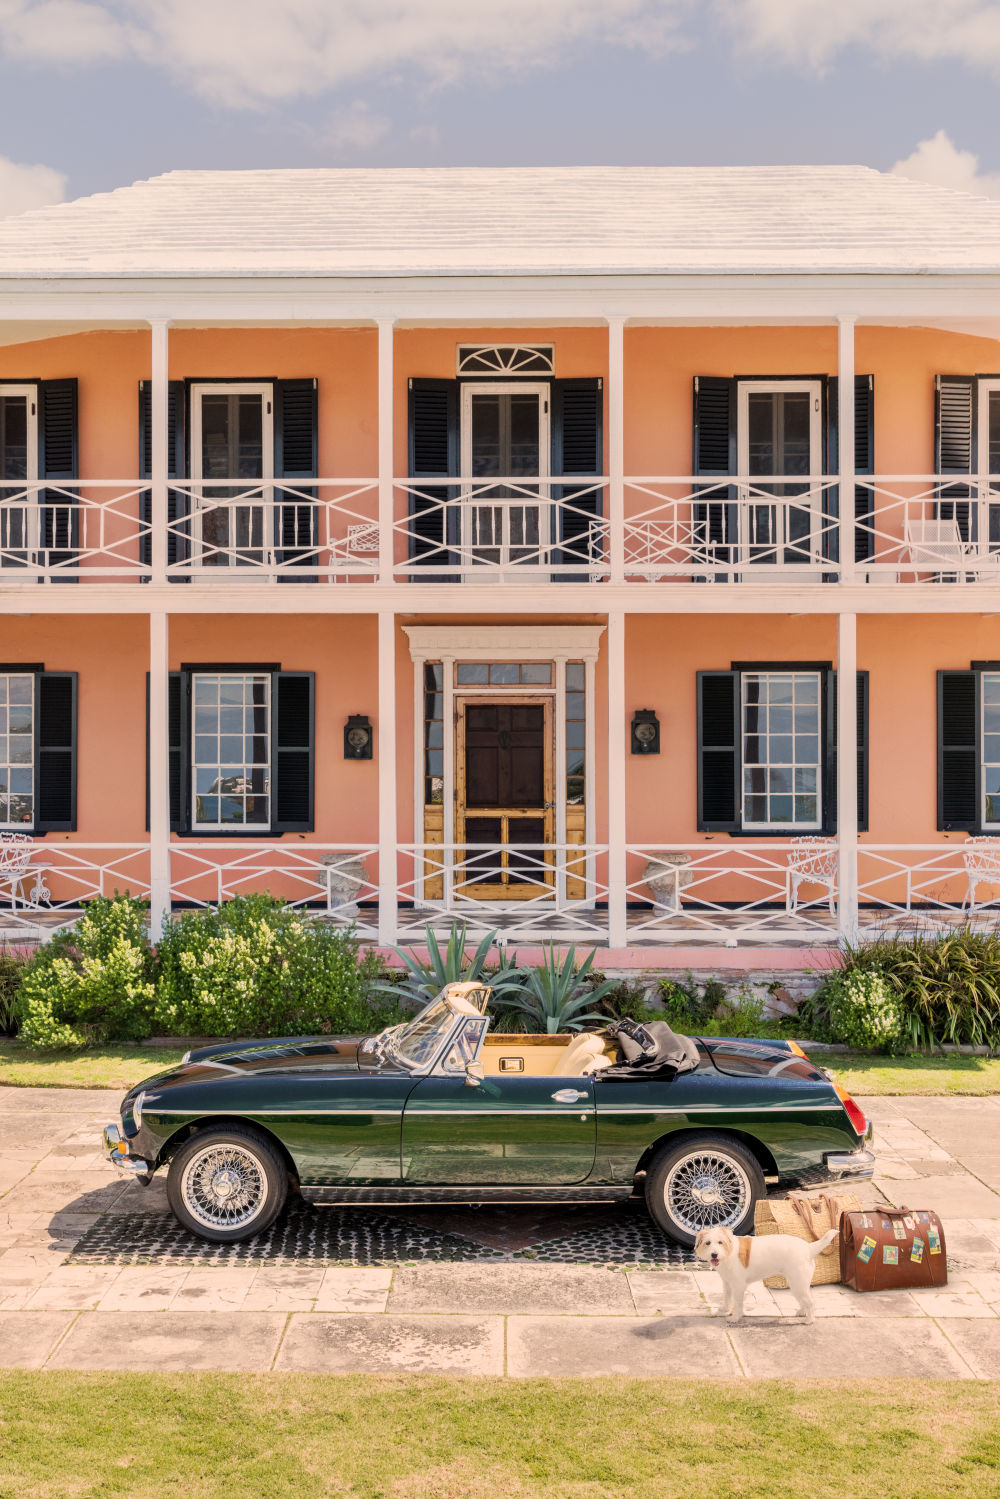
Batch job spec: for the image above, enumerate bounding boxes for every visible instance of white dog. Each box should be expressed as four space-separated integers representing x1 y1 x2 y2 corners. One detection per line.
694 1224 838 1323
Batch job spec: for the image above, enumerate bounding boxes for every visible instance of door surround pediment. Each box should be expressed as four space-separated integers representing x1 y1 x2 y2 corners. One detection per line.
402 624 605 664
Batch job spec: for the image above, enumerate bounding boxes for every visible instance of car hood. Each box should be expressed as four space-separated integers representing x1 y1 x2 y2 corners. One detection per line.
124 1034 398 1102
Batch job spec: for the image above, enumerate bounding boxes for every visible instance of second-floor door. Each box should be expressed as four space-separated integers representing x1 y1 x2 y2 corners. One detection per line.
0 386 37 572
191 383 274 571
461 382 550 579
737 380 822 572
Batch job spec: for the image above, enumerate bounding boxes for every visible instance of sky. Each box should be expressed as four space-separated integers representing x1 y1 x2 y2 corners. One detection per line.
0 0 999 217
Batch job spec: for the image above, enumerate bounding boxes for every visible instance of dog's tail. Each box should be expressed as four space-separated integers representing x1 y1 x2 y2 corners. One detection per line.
807 1228 839 1258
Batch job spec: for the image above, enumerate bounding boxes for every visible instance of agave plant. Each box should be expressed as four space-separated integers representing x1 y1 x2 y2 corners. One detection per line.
371 922 522 1010
501 944 619 1034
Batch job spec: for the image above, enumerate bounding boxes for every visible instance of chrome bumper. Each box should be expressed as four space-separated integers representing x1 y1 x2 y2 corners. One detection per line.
823 1148 876 1180
104 1123 152 1178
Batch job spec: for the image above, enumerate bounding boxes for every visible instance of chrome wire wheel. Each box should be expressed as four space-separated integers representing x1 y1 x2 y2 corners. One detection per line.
662 1149 753 1236
179 1142 269 1232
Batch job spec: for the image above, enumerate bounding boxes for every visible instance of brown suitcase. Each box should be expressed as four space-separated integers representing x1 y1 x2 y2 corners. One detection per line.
840 1206 947 1292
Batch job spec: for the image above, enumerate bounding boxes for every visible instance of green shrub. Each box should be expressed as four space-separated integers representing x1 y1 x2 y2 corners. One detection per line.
823 968 906 1053
713 982 769 1038
371 922 522 1011
18 896 155 1048
655 975 724 1031
154 895 394 1038
500 945 617 1034
0 944 27 1036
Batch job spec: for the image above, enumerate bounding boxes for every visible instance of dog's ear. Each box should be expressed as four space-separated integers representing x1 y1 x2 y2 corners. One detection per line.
720 1226 736 1255
693 1229 707 1252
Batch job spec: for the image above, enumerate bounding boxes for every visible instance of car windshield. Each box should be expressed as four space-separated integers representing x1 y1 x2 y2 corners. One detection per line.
382 998 456 1070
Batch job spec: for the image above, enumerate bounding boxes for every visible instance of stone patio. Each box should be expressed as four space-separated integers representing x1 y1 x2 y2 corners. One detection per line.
1 1084 1000 1375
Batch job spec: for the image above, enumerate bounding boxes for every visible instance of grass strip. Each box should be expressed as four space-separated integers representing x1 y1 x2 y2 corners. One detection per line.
804 1049 1000 1096
0 1373 998 1499
0 1040 186 1091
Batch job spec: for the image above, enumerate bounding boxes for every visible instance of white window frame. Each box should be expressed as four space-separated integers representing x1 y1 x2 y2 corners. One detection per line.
740 669 823 832
981 670 1000 830
460 380 550 579
0 671 35 830
457 345 554 376
736 380 823 570
976 379 1000 554
191 671 272 831
190 383 274 572
0 384 39 565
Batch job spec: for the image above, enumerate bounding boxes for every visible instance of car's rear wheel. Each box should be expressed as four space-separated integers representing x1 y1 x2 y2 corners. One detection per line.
645 1134 764 1247
167 1126 288 1243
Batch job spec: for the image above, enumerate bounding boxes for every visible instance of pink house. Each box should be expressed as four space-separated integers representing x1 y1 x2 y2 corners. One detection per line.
2 165 1000 969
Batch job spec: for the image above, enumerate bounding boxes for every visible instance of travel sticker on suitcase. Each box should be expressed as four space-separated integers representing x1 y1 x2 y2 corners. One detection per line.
883 1244 899 1266
911 1237 924 1263
928 1227 942 1255
857 1235 877 1264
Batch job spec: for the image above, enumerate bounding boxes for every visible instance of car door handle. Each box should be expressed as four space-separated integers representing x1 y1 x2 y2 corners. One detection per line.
551 1088 588 1103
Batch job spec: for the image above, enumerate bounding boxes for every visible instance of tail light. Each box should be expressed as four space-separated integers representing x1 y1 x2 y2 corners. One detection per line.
835 1084 867 1137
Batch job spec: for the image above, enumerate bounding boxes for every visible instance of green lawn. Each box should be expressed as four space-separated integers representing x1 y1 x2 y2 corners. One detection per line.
804 1048 1000 1096
0 1374 997 1499
2 1036 1000 1095
0 1040 186 1091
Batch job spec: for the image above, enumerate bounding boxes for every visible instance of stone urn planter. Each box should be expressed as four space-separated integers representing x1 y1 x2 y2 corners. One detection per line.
642 853 694 913
317 852 369 919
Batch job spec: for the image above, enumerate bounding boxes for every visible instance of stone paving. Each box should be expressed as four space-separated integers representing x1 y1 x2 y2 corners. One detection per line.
1 1085 1000 1375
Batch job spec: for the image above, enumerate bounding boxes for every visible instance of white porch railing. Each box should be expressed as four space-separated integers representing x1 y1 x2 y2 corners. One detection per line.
394 842 610 942
8 472 1000 586
3 840 1000 947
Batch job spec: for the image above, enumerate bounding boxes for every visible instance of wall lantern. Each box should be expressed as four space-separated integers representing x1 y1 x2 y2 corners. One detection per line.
344 714 373 760
630 709 660 756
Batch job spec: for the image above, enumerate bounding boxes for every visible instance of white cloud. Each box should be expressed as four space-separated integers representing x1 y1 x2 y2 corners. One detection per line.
0 0 693 107
0 153 67 218
717 0 1000 75
891 130 1000 200
323 101 391 156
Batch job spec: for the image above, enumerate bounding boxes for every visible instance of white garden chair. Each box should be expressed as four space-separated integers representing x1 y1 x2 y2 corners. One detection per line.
962 837 1000 913
905 516 972 578
785 836 837 916
0 831 50 909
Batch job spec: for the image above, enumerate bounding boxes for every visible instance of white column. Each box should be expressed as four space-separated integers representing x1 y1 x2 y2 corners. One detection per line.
149 319 170 586
837 315 856 584
377 610 398 946
607 608 628 947
377 318 394 584
607 316 625 585
148 610 171 940
837 610 859 946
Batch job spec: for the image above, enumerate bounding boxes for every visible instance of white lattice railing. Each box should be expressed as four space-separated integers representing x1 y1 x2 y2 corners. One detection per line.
394 842 610 941
168 843 380 935
855 477 1000 582
623 477 842 580
0 481 150 579
0 844 151 936
390 477 610 581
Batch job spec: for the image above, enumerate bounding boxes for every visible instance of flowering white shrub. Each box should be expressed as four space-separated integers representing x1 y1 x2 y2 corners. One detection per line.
827 969 906 1053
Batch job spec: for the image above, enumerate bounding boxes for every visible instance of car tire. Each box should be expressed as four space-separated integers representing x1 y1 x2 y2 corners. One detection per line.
166 1125 288 1243
645 1134 765 1248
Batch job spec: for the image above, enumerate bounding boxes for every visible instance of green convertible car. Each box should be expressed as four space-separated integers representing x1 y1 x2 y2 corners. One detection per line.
103 982 875 1247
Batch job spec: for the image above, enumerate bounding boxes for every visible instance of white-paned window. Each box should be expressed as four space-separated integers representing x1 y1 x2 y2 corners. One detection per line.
0 386 38 564
982 673 1000 826
0 674 34 826
741 671 821 829
736 381 822 567
190 384 273 568
192 673 270 828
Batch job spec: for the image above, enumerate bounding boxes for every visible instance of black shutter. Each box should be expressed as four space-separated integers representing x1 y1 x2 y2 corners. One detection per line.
274 379 318 580
408 377 458 580
692 377 736 576
935 376 975 543
825 671 869 833
551 377 603 577
35 672 76 832
938 670 978 831
272 672 314 832
828 374 876 565
38 379 78 578
697 671 740 831
139 381 188 573
146 672 187 832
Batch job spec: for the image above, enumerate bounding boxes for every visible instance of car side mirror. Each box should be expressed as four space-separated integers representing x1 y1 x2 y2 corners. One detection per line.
465 1061 485 1088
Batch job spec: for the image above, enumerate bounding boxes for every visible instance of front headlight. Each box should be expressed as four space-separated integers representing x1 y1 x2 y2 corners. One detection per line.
133 1090 146 1130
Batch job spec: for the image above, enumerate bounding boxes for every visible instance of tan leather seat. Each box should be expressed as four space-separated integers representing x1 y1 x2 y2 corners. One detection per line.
552 1032 606 1076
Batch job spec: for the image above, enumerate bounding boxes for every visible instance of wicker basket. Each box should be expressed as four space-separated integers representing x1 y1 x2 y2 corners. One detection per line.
754 1191 862 1287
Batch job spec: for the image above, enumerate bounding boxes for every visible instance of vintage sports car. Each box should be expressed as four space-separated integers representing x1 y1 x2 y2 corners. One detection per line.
103 982 875 1246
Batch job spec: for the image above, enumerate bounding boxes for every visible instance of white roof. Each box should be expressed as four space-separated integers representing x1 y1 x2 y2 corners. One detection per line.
1 165 999 278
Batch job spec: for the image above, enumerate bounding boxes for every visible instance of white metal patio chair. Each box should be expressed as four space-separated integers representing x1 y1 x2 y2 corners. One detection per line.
0 831 50 909
904 517 972 577
786 836 837 916
962 837 1000 913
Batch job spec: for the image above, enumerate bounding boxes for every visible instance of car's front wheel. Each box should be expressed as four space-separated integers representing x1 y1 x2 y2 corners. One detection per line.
645 1134 764 1247
166 1126 288 1243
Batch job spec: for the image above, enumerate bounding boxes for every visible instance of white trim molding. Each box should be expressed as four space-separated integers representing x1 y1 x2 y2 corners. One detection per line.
402 624 605 663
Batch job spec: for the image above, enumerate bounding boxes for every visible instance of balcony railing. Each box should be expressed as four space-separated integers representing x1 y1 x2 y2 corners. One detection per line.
6 473 1000 585
3 839 998 948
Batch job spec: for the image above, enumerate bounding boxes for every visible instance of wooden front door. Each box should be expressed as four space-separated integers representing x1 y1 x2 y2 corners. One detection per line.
456 697 554 900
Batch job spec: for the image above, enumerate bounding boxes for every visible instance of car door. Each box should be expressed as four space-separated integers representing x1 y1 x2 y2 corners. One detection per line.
401 1021 597 1185
261 1067 416 1187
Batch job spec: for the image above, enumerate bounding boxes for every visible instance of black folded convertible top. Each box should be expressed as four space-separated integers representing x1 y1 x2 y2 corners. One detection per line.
605 1018 701 1076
